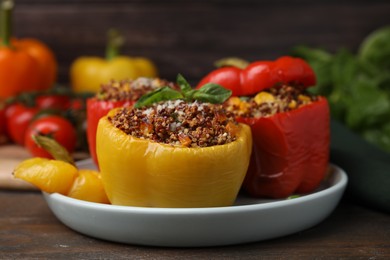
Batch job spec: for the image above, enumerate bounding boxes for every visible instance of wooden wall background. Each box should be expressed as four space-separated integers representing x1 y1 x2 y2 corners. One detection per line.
11 0 390 85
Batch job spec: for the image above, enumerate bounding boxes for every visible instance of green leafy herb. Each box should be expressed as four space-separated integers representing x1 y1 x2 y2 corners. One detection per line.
134 87 183 108
291 25 390 153
176 73 193 95
359 26 390 72
134 74 232 108
192 83 233 104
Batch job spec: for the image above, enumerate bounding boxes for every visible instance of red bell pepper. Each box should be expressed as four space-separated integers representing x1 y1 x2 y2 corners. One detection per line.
87 98 133 166
239 97 330 198
197 56 316 97
199 56 329 198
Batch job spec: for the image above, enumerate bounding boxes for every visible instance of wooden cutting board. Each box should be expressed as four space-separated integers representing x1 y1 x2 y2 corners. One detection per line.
0 145 37 190
0 145 90 190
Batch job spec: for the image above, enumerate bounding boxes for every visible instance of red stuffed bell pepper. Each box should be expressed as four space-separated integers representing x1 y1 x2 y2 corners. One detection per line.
87 77 175 166
199 56 330 198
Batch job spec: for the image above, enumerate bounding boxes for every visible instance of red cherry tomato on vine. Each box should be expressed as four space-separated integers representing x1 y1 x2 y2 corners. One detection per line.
24 115 77 158
0 103 8 143
5 103 39 145
35 95 71 111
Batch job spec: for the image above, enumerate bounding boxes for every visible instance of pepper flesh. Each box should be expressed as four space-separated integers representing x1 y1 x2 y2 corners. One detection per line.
96 111 252 208
240 97 330 198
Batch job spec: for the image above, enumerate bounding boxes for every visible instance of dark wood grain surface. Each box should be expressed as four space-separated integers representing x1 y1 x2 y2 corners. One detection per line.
10 0 390 84
0 190 389 259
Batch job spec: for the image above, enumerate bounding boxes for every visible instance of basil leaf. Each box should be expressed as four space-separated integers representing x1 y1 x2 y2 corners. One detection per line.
183 89 197 101
134 87 183 108
192 83 232 104
176 74 193 95
134 74 232 108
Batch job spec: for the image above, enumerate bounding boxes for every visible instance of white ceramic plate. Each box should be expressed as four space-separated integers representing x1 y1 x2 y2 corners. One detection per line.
43 159 348 247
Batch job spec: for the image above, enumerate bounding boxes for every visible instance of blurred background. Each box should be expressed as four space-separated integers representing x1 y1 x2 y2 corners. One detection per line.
12 0 390 84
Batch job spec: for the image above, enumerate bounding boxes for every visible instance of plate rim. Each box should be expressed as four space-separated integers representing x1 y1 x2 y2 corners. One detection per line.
44 163 348 215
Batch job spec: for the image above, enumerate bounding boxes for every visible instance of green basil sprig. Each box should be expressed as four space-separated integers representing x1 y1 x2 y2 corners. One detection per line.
134 74 232 108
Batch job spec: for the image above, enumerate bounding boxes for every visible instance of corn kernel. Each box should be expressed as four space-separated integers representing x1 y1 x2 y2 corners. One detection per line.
298 94 311 103
288 100 297 109
254 92 275 105
239 102 250 114
227 97 242 106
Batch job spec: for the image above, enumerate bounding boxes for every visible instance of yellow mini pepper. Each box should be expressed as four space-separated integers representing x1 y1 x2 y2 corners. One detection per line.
96 109 252 208
70 29 157 93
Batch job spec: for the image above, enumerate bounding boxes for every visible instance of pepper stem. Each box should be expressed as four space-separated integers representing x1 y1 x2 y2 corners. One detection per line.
105 28 124 61
1 0 13 47
214 57 249 69
32 135 75 166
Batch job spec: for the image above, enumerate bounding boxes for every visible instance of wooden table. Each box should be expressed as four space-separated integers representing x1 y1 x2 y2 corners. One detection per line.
1 190 389 259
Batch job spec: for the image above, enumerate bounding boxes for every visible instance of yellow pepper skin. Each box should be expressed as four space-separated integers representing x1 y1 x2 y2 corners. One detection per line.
67 169 110 204
96 111 252 208
70 56 157 93
70 29 157 93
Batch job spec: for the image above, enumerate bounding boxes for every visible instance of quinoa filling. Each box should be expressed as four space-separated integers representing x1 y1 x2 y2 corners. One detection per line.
225 85 319 118
96 77 176 102
109 100 239 147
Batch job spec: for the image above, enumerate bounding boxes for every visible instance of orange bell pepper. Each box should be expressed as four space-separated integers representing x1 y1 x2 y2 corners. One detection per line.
0 0 57 99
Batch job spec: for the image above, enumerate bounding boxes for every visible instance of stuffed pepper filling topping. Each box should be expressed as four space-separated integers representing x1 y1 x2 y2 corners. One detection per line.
108 100 239 147
225 85 318 118
96 77 176 101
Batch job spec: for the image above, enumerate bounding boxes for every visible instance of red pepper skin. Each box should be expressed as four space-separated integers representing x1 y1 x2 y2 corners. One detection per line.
197 56 316 96
240 97 330 198
87 98 134 166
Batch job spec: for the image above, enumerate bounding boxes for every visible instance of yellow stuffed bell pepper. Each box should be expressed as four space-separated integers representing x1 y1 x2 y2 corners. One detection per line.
70 29 157 93
96 109 252 208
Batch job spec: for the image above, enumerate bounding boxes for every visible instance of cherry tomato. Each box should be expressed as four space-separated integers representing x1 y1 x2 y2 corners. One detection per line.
241 61 276 95
5 103 39 145
24 115 77 158
0 102 8 144
197 67 243 96
272 56 316 87
69 97 86 111
35 94 71 111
